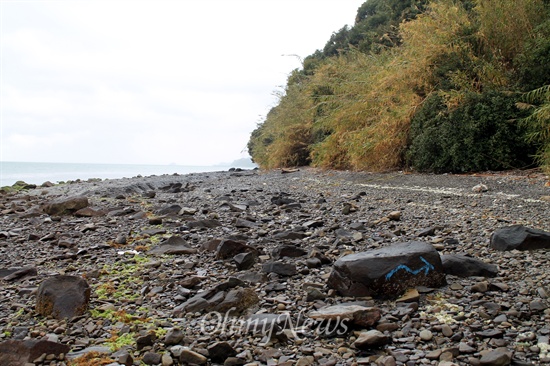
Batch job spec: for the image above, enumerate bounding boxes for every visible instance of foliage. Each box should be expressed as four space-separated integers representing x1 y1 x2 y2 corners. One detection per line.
247 0 550 173
520 85 550 171
68 351 114 366
105 331 136 352
406 91 535 172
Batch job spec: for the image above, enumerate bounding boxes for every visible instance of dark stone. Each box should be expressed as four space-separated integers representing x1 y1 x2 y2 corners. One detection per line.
36 275 90 319
203 238 222 252
42 196 89 215
142 352 162 365
2 266 37 282
234 218 257 229
306 257 322 268
216 239 257 260
476 329 504 338
418 227 437 237
157 204 182 216
245 313 290 342
74 207 106 217
214 288 259 315
148 216 163 225
164 328 185 345
233 252 257 270
327 241 446 298
136 333 156 350
479 349 511 366
0 340 70 366
271 196 296 206
173 278 257 315
262 261 297 276
188 219 222 229
149 235 198 255
272 245 307 259
490 225 550 251
208 342 237 363
303 220 324 228
273 231 307 240
441 254 498 277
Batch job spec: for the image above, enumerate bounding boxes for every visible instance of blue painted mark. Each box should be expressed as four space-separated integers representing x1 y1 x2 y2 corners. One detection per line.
385 256 434 280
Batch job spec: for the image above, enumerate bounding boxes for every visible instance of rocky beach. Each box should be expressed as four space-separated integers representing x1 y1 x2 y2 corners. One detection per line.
1 168 549 366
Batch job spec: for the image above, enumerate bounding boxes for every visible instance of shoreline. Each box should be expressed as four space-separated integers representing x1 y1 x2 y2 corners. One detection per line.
1 168 549 365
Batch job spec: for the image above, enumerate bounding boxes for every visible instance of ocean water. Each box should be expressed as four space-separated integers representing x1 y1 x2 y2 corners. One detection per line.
0 161 250 187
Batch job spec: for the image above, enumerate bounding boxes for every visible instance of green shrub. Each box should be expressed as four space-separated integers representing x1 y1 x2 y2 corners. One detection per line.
406 91 535 172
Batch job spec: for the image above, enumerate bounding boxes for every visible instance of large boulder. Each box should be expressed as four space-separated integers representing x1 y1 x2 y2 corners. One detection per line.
490 225 550 251
327 241 446 298
42 196 89 215
0 339 70 366
36 275 90 319
441 254 498 277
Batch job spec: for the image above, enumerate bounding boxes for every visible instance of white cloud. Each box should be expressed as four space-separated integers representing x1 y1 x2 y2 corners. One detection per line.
1 0 364 165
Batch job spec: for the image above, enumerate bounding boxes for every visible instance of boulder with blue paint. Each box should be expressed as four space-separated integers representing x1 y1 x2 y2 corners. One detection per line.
327 241 446 298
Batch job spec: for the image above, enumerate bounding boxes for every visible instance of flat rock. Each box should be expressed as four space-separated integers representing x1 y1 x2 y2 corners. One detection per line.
180 348 207 365
309 304 381 328
262 261 297 276
441 254 498 277
327 241 446 298
490 225 550 251
353 330 391 349
149 235 198 255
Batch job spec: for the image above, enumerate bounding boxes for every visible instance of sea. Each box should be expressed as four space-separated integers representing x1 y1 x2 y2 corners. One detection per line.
0 161 254 187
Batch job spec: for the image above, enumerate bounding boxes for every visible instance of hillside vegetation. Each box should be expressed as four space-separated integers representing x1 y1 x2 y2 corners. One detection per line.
248 0 550 173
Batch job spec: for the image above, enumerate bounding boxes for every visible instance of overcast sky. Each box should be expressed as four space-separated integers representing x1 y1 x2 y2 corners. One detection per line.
1 0 364 166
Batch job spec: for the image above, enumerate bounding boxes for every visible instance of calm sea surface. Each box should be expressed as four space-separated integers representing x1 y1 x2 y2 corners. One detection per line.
0 161 247 187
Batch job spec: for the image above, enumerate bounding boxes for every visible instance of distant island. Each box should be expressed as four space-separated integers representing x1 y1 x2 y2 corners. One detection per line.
225 158 257 168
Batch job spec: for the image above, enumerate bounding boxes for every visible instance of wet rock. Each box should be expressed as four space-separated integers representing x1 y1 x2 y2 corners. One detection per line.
441 254 498 277
149 235 198 255
327 241 446 298
36 275 90 319
42 196 89 215
490 225 550 251
262 261 297 276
